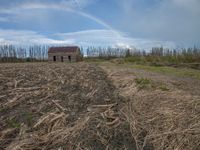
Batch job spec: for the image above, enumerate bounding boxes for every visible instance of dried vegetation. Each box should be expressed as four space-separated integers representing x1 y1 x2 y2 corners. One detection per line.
0 63 135 150
101 63 200 150
1 61 200 150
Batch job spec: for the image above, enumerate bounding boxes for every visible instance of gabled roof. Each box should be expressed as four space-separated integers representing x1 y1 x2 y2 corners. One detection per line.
48 46 80 53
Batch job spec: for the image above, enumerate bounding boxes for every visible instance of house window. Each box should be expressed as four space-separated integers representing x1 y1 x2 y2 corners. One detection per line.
61 56 64 62
53 56 56 62
68 56 71 62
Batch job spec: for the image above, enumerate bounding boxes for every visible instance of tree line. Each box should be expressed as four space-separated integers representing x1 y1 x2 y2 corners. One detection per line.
86 46 200 57
86 46 200 64
0 44 200 64
0 45 49 62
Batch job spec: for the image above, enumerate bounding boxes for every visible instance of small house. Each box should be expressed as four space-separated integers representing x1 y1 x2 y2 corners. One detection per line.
48 46 82 62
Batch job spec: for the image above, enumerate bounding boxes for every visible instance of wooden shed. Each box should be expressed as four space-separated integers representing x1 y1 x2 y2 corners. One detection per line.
48 46 82 62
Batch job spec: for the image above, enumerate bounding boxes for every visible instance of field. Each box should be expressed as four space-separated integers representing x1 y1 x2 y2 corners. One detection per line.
0 61 200 149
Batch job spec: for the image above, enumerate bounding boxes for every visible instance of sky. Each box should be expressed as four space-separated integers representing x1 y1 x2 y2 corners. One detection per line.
0 0 200 50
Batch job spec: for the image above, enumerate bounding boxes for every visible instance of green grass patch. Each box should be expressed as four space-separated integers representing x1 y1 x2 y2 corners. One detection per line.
0 107 7 113
84 58 110 62
134 78 154 90
90 58 200 79
22 112 33 126
158 84 170 91
123 121 131 130
6 119 20 128
134 77 170 91
126 64 200 79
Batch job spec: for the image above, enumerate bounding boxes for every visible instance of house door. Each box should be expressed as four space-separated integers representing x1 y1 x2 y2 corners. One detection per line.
68 56 71 62
53 56 56 62
61 56 64 62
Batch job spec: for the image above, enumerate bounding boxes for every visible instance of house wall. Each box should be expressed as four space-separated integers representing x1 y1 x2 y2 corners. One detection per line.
48 52 79 62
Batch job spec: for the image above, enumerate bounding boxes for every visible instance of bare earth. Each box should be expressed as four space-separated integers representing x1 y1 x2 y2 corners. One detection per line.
0 62 200 150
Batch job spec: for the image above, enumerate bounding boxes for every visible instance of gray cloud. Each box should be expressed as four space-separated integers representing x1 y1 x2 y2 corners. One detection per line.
116 0 200 46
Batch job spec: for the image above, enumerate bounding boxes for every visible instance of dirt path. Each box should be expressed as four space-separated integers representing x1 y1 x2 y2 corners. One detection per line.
0 62 136 150
99 62 200 150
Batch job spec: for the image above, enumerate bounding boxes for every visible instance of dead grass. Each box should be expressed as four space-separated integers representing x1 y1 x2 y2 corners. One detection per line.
100 62 200 150
0 62 134 150
122 93 200 150
1 61 200 149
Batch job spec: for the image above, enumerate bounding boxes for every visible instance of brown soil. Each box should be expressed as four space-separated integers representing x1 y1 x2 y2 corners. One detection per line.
0 63 135 150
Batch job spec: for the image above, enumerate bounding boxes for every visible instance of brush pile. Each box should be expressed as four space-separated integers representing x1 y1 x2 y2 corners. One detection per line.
0 63 135 150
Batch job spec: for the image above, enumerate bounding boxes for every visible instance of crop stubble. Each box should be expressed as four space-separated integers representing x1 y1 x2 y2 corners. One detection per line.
0 63 135 150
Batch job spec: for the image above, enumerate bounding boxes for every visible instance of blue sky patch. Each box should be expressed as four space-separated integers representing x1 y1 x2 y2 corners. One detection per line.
0 0 199 49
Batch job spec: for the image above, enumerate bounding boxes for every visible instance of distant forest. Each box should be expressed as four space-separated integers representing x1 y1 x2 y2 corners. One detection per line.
0 45 49 62
0 44 200 64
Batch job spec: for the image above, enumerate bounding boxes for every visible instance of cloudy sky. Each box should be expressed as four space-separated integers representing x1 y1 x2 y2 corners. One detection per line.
0 0 199 49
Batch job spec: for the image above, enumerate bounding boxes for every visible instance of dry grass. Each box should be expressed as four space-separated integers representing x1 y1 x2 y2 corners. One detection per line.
1 61 200 149
0 62 134 150
122 93 200 150
101 62 200 150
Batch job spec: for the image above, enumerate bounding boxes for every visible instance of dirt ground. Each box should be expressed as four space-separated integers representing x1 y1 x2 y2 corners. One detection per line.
0 62 135 150
0 62 200 150
99 62 200 150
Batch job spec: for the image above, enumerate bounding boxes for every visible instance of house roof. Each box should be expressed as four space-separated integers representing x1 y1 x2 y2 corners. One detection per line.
48 46 80 53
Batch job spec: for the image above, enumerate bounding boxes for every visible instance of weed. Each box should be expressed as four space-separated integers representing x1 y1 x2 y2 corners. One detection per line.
6 119 20 128
22 112 33 126
123 122 130 130
134 78 152 90
134 77 170 91
0 107 7 113
159 84 170 91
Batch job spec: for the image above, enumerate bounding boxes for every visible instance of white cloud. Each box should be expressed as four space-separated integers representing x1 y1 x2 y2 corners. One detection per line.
56 29 176 50
0 29 74 45
0 29 175 50
117 0 200 45
0 0 192 48
0 0 114 31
